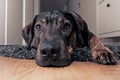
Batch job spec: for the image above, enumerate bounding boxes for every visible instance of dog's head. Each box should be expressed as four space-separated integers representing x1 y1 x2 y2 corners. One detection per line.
22 11 90 67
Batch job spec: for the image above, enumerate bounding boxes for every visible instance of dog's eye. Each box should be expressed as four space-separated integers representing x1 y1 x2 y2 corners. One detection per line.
63 23 71 30
35 24 41 31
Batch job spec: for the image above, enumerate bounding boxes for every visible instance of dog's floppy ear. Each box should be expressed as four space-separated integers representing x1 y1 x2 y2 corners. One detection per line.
71 12 93 47
61 11 93 47
22 15 38 46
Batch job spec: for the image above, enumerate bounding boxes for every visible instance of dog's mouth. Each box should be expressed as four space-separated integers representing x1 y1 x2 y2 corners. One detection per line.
35 48 72 67
36 57 72 67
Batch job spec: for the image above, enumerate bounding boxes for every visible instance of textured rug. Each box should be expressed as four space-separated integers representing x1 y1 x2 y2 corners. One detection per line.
0 45 120 61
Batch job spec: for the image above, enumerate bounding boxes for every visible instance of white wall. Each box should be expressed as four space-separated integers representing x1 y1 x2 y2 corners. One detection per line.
0 0 5 45
40 0 68 11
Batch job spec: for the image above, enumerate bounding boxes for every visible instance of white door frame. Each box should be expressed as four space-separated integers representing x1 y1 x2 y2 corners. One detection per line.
22 0 39 45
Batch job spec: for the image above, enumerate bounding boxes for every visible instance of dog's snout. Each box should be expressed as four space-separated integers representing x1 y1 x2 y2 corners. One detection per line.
40 45 60 57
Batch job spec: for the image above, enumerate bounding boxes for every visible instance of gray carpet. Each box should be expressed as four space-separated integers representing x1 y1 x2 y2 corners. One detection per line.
0 45 120 61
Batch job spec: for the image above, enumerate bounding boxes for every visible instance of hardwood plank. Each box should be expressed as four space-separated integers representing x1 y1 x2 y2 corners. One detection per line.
0 56 120 80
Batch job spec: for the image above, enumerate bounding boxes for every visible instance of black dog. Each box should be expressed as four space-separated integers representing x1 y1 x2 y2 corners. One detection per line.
22 11 117 67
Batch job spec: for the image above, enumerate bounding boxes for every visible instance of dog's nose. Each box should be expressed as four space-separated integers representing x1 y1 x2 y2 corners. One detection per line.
40 46 60 57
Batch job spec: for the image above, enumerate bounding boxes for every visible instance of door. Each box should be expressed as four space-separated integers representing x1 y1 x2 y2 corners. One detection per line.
0 0 34 45
7 0 34 45
7 0 23 45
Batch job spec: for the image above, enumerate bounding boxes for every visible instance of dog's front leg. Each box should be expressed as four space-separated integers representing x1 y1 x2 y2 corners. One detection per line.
89 36 117 65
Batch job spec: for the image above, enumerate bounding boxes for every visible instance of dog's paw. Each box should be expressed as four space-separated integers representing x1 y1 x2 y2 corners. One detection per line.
92 48 117 65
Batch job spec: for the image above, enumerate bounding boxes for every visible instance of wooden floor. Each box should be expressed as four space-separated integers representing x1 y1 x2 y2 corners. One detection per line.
0 56 120 80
